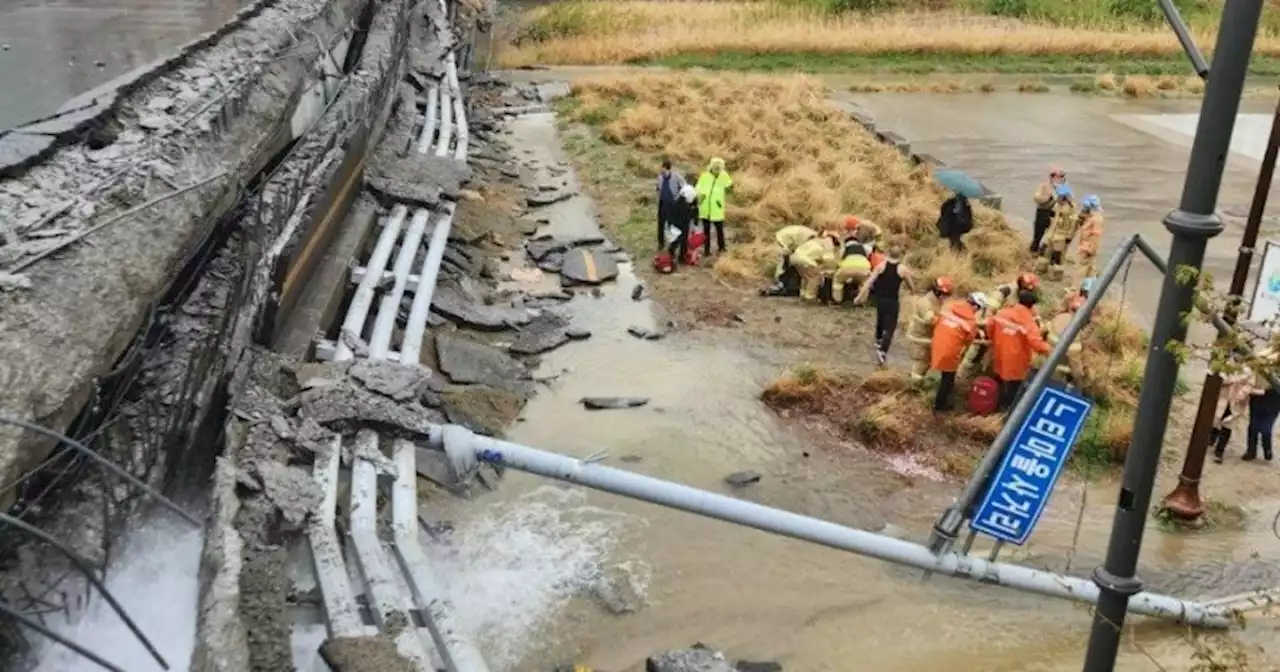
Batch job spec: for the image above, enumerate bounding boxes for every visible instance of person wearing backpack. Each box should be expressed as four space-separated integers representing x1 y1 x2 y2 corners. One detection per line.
936 192 973 252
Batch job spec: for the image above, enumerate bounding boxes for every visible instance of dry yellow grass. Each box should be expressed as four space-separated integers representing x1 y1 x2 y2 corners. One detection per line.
562 72 1030 293
500 2 1280 66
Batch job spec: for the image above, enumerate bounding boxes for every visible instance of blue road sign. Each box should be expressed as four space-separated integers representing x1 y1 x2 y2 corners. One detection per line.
970 386 1093 546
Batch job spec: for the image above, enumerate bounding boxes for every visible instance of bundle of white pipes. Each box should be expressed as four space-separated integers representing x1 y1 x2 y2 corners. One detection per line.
309 37 489 671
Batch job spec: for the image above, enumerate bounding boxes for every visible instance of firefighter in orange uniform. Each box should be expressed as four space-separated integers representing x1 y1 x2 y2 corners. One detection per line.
931 292 989 411
988 290 1052 411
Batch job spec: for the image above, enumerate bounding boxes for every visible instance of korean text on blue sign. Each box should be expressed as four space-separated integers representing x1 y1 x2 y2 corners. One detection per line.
970 387 1093 546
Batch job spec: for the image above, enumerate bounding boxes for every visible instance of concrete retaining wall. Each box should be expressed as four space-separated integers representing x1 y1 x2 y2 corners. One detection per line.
847 108 1004 211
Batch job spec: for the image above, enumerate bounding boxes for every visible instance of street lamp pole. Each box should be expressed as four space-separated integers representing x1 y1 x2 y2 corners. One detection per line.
1161 92 1280 522
1081 0 1263 669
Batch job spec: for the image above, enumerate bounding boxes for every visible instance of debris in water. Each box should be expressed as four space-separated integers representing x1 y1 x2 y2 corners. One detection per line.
735 662 783 672
527 190 574 207
631 284 645 301
580 397 649 410
724 471 762 488
647 645 734 672
565 328 591 341
441 385 526 436
627 325 664 340
619 454 643 463
590 561 649 615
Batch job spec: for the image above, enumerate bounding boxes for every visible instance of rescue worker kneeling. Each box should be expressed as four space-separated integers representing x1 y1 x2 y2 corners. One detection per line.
904 276 954 380
831 235 873 304
988 289 1052 411
932 292 989 412
766 224 818 295
1044 277 1093 386
790 230 841 302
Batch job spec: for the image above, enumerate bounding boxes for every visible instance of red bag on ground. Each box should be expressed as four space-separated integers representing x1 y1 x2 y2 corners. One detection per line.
967 376 1000 416
686 230 706 265
653 251 674 274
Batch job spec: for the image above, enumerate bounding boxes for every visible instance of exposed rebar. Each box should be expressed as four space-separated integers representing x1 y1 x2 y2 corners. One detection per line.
0 513 169 669
0 600 127 672
0 417 199 526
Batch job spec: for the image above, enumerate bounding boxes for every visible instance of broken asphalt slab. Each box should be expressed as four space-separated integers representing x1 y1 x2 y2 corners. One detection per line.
581 397 649 410
560 248 618 285
440 384 525 436
509 312 571 355
431 282 536 331
725 471 762 487
435 333 533 397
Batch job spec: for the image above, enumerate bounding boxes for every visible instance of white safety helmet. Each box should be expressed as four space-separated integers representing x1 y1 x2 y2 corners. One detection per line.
968 292 990 311
679 184 696 202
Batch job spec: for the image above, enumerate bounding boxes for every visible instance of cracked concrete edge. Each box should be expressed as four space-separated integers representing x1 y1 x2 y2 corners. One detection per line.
190 0 430 663
190 456 252 672
1 0 281 175
0 0 367 510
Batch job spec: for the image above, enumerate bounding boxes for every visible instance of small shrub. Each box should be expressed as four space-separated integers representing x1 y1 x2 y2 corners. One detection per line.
985 0 1030 17
1017 79 1051 93
1108 0 1193 23
1096 73 1118 90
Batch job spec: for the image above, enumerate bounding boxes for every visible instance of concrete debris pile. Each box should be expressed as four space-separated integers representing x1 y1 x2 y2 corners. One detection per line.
646 644 783 672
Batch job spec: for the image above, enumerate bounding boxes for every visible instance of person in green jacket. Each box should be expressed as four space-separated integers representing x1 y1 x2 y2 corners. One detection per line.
695 157 733 257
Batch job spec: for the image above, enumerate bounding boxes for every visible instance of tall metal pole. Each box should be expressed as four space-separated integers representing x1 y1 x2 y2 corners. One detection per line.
1161 92 1280 521
1082 0 1263 669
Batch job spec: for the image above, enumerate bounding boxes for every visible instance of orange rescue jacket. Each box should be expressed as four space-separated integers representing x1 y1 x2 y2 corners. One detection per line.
931 300 979 372
987 304 1051 382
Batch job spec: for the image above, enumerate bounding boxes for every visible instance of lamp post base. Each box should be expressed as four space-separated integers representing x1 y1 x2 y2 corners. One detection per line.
1160 477 1206 520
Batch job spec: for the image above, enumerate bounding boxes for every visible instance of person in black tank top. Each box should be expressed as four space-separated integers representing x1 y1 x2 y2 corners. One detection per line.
855 245 911 366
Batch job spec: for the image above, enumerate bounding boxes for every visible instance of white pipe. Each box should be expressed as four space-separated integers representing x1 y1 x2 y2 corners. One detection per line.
400 204 455 362
391 439 491 672
435 85 453 158
447 57 468 161
351 431 435 666
308 436 364 638
417 86 440 154
369 209 430 359
432 425 1235 629
336 205 407 361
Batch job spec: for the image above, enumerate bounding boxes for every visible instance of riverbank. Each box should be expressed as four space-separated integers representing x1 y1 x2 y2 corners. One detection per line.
497 2 1280 73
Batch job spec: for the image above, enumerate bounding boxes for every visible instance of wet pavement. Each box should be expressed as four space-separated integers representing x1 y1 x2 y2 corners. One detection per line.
840 91 1280 337
435 109 1280 672
0 0 251 130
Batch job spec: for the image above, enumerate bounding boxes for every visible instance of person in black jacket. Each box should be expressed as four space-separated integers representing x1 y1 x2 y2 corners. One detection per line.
937 193 973 252
666 184 698 268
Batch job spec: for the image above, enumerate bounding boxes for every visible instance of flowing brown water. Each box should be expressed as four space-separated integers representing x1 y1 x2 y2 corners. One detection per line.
436 80 1280 671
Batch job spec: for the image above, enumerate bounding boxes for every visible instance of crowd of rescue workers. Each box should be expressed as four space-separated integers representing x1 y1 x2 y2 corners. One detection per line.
653 161 1116 418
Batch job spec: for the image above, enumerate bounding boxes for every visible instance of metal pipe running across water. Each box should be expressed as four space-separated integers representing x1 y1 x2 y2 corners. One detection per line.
430 424 1235 629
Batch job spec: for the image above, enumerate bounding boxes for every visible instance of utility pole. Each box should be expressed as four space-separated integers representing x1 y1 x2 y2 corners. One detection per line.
1082 0 1263 669
1161 93 1280 522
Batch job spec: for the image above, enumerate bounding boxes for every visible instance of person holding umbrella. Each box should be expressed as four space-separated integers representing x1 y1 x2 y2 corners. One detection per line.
933 169 983 252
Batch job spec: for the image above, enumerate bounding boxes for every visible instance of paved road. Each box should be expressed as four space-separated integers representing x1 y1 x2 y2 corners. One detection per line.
0 0 250 130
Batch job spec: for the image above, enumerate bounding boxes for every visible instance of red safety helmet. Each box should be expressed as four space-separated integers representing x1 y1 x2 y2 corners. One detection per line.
843 215 861 232
1017 273 1040 291
933 276 955 296
1049 166 1066 179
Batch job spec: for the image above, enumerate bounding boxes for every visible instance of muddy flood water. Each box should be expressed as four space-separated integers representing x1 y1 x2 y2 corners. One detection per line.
427 104 1280 671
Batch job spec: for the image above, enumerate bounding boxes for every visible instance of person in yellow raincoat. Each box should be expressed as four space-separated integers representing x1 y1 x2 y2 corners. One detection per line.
790 230 841 302
695 157 733 258
903 276 954 379
1030 167 1067 253
831 234 873 304
1038 184 1078 281
1074 194 1104 279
